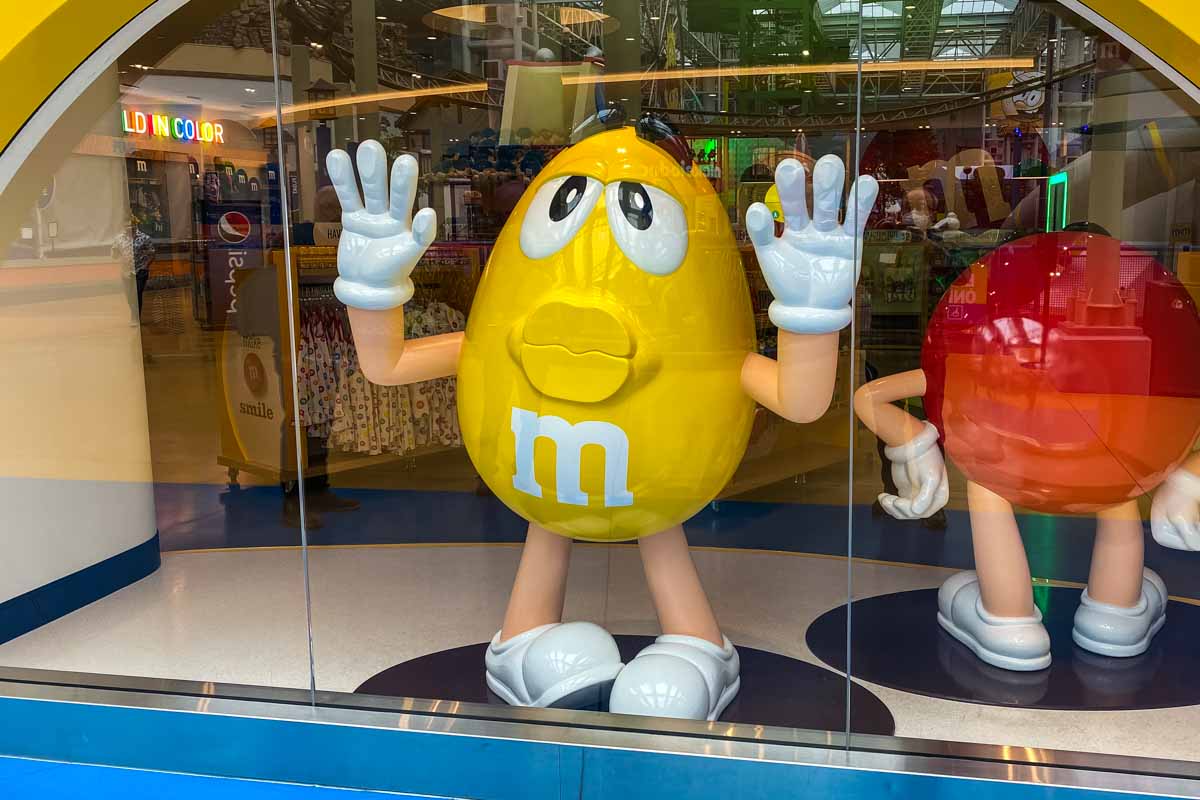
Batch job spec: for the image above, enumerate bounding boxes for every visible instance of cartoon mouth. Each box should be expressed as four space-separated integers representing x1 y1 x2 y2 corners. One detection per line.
518 301 633 403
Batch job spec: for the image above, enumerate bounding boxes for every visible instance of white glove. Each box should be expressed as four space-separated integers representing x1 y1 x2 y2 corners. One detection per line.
326 140 437 310
1151 468 1200 551
746 155 879 334
879 422 950 520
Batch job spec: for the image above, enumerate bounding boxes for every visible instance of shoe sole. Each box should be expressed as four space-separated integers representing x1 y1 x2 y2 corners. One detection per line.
1072 612 1166 658
938 612 1051 672
486 664 623 710
709 675 741 722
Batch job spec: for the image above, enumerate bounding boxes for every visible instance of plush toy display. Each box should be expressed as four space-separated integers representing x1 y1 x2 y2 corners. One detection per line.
326 124 877 719
855 231 1200 670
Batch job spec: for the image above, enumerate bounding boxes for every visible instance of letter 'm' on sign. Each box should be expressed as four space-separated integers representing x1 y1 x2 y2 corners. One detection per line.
511 407 634 507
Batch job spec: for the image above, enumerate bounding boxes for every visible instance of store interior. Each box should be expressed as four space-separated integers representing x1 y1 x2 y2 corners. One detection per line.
2 0 1200 765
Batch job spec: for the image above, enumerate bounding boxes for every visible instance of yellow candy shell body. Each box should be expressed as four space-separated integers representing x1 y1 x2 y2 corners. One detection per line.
457 128 755 542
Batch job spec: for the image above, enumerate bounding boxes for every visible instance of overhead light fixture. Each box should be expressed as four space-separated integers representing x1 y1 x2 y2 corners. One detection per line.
650 14 660 20
708 92 717 97
412 73 421 78
427 35 437 40
245 87 257 93
274 81 488 118
1049 37 1058 42
310 42 324 49
433 4 609 27
802 49 810 56
559 57 1036 85
625 36 635 41
377 15 387 20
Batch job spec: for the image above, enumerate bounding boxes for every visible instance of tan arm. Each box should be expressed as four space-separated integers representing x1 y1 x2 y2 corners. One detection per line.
740 331 838 424
346 306 463 386
852 368 928 446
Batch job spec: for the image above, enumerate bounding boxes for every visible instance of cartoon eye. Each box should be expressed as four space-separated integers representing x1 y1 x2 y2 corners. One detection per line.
604 181 688 275
519 174 602 259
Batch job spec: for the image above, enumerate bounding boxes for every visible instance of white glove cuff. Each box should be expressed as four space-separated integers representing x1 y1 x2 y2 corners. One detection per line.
883 421 940 464
1165 467 1200 500
769 301 852 335
334 276 414 311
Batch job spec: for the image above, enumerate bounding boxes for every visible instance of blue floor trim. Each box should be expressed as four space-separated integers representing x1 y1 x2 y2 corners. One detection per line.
0 534 160 646
576 747 1164 800
0 695 1183 800
156 483 1200 600
0 757 435 799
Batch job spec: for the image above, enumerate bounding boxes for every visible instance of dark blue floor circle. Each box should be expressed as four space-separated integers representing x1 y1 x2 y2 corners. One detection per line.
356 634 895 734
806 586 1200 710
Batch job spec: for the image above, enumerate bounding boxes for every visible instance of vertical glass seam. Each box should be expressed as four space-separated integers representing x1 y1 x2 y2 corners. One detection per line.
267 0 319 705
845 0 866 753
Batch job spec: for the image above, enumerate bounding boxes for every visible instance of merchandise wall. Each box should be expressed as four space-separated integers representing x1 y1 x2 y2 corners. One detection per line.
3 0 1200 778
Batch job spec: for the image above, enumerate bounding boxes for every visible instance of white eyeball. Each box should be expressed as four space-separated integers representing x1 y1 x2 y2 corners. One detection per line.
519 175 603 259
604 181 688 275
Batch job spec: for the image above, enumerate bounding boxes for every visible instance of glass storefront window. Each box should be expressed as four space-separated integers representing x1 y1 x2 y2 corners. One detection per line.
277 0 861 732
1 0 1200 774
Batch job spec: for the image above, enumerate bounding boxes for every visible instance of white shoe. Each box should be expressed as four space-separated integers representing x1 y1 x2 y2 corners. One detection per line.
1073 568 1168 658
485 621 623 709
608 634 740 721
937 571 1051 672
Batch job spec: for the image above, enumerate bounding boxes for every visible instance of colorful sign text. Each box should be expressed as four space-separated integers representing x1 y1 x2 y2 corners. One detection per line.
121 108 225 144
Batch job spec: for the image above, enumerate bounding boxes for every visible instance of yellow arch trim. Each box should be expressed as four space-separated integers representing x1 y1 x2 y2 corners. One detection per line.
0 1 155 155
1080 0 1200 91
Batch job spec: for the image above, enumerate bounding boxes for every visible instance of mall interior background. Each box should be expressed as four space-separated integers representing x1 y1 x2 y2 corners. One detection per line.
1 0 1200 766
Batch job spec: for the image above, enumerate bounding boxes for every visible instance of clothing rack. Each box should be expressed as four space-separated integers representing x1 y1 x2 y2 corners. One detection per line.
217 245 483 486
299 284 337 302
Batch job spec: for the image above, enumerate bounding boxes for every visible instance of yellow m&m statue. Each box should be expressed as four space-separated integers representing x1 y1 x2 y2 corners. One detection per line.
326 124 876 721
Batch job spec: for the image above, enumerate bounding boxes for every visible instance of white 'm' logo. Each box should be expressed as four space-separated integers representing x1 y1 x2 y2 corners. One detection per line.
511 407 633 507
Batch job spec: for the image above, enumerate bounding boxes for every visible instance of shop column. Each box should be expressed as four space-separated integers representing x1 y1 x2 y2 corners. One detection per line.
292 44 317 222
1086 55 1131 237
352 0 380 143
603 0 641 117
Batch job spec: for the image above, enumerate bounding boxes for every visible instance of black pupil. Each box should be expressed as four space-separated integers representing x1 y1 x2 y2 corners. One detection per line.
618 182 653 230
549 175 588 221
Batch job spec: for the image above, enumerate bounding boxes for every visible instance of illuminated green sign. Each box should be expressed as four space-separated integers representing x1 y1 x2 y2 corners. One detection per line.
1045 170 1068 232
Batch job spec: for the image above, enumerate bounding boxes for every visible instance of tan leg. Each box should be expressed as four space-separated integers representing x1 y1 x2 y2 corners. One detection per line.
967 480 1035 617
499 523 572 641
1088 500 1144 608
639 526 723 646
